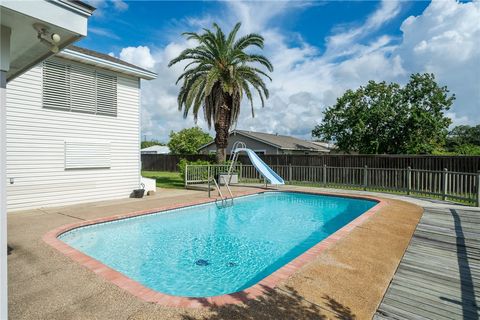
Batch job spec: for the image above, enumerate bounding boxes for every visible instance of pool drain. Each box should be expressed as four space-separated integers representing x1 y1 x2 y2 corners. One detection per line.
227 262 237 267
195 259 209 266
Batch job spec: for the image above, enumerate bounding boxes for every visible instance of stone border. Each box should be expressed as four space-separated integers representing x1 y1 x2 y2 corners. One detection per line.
43 189 386 308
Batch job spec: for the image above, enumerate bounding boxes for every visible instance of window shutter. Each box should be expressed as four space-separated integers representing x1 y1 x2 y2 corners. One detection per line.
43 60 70 111
96 72 117 116
43 59 118 117
70 64 96 114
65 141 111 169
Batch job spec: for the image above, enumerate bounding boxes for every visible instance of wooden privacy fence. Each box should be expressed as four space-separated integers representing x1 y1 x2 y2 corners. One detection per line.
142 154 215 172
185 164 480 206
143 154 480 172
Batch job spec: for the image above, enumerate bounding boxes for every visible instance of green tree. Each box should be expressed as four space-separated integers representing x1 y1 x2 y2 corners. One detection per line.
169 22 273 163
167 127 213 154
312 73 454 154
453 144 480 155
141 140 164 149
446 125 480 149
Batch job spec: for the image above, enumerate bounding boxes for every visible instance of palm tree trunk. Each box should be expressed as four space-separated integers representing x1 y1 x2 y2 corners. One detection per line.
214 99 232 164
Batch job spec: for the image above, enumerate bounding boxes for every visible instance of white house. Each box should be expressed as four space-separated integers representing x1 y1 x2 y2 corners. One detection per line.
141 145 170 154
1 0 98 316
6 46 156 211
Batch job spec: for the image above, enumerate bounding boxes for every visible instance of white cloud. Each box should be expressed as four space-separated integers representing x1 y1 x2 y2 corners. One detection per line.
119 46 156 70
397 0 480 124
85 0 128 17
324 0 401 59
118 0 480 141
89 27 120 40
112 0 128 11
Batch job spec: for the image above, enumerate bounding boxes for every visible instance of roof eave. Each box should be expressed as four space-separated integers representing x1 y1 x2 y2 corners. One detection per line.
233 131 284 149
279 147 329 152
54 0 96 17
235 131 328 151
57 48 157 80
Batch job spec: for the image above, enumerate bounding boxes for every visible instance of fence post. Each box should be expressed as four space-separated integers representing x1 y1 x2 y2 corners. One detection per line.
442 168 448 201
184 165 188 189
323 164 327 186
476 171 480 207
407 166 411 195
239 163 243 183
207 164 211 198
288 164 292 182
363 165 368 191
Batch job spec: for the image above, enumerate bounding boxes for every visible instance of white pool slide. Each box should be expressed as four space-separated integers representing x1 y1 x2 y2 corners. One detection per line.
234 148 285 185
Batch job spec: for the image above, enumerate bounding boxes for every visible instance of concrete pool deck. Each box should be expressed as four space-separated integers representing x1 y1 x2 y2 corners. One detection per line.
8 186 432 319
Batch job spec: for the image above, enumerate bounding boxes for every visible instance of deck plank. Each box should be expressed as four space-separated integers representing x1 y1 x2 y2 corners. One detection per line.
374 207 480 320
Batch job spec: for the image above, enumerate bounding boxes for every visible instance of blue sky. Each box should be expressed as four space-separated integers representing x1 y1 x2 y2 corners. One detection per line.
80 1 430 53
81 0 480 142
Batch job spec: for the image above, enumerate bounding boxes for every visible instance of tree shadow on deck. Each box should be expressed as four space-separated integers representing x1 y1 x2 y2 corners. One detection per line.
440 209 479 319
181 285 356 320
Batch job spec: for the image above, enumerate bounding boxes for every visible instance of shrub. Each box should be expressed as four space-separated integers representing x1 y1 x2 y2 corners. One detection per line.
177 158 212 181
177 159 240 182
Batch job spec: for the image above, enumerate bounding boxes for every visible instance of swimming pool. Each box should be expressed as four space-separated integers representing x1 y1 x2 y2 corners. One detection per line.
58 192 377 298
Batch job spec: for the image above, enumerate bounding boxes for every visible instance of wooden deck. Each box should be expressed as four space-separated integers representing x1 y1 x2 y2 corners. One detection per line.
374 207 480 319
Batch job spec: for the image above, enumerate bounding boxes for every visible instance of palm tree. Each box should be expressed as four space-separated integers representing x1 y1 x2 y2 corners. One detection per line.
168 22 273 163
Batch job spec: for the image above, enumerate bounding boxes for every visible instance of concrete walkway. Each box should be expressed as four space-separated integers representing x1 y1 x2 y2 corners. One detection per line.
7 185 474 319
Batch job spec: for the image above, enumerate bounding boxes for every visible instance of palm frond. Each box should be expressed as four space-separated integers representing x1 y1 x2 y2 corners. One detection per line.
234 33 264 50
168 22 273 131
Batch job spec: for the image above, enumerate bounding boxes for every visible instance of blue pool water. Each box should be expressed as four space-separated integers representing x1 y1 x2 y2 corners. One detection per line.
59 192 376 297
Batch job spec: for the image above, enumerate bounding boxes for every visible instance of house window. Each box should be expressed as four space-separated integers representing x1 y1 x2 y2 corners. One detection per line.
43 59 117 116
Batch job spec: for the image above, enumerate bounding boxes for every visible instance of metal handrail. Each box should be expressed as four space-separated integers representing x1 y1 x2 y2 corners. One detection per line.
211 177 224 206
211 176 233 208
224 181 234 206
227 141 246 187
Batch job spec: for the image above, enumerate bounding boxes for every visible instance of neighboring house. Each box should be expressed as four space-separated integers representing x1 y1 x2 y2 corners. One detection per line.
198 130 333 155
6 46 156 211
141 145 170 154
311 141 336 151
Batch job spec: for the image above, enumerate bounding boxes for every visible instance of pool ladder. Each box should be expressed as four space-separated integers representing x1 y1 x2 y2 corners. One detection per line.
210 176 234 208
208 141 246 208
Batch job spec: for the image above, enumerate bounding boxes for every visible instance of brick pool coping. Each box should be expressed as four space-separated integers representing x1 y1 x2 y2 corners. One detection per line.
43 189 387 308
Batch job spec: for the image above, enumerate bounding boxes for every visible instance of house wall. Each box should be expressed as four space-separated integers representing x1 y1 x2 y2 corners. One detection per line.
199 134 280 155
6 59 141 211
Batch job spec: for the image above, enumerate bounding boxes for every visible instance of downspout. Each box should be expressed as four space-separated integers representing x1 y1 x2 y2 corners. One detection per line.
137 78 141 189
0 25 11 320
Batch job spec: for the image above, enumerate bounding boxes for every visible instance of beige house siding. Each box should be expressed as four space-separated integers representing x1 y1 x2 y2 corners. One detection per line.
6 58 141 212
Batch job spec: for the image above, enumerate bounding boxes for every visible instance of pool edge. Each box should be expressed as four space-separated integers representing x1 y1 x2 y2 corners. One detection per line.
43 189 387 309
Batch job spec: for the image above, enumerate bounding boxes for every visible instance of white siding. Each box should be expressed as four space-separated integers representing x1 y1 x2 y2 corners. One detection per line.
6 59 141 212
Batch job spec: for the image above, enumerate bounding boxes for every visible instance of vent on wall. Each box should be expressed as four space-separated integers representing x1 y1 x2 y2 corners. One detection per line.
65 141 111 169
43 59 117 116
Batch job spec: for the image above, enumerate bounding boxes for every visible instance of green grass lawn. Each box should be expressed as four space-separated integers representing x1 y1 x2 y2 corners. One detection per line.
142 171 184 189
